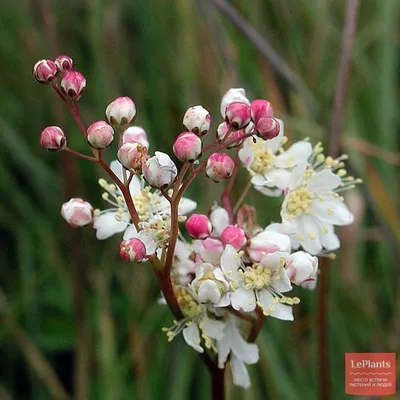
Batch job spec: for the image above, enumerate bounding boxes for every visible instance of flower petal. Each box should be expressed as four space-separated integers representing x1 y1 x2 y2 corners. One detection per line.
307 169 341 192
197 280 221 304
178 198 197 215
228 323 259 364
210 207 230 235
312 196 354 226
319 223 340 250
220 245 241 277
230 354 251 389
270 302 294 321
271 267 292 293
183 323 203 353
298 215 323 255
275 141 312 168
123 224 138 240
231 287 256 312
201 319 226 340
93 212 128 240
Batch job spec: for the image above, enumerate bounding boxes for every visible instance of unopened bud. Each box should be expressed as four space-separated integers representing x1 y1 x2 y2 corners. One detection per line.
60 71 86 101
220 88 250 118
173 132 202 162
182 105 211 136
216 122 245 148
123 126 149 148
87 121 114 149
142 151 177 188
40 126 66 152
255 117 280 140
220 225 247 249
120 238 147 262
250 99 273 124
117 142 148 171
106 96 137 126
54 55 74 76
33 59 58 84
61 198 93 227
225 102 251 130
185 214 212 239
205 153 235 182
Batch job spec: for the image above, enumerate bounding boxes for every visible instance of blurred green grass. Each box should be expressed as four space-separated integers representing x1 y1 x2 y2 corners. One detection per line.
0 0 399 399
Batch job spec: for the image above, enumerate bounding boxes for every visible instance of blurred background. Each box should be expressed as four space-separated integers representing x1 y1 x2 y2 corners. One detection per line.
0 0 398 399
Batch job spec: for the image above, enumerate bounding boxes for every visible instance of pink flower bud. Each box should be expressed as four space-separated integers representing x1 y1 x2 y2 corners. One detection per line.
106 96 137 126
60 71 86 101
216 122 245 148
120 238 147 262
61 198 93 227
220 225 247 249
182 105 211 136
33 59 58 84
87 120 114 149
247 231 290 262
205 153 235 182
142 151 177 188
220 88 250 118
117 142 148 171
255 117 280 140
54 55 74 76
123 126 149 149
186 214 212 239
173 132 202 162
40 126 66 152
250 99 274 124
225 102 251 130
286 251 318 287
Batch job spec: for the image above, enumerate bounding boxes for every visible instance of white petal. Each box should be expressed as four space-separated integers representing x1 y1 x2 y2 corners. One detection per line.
216 293 231 307
123 224 138 240
298 215 323 255
270 302 294 321
110 160 124 181
198 281 221 304
271 267 292 293
263 121 284 153
217 337 230 368
228 323 259 364
319 224 340 250
307 170 341 192
288 163 307 189
275 141 312 168
312 196 354 226
129 175 144 197
178 198 197 215
238 145 254 168
93 212 128 240
220 245 241 277
260 252 287 272
210 207 230 235
201 319 226 340
183 324 204 353
230 354 251 389
254 185 283 197
231 287 256 312
263 169 292 190
137 231 157 255
214 268 230 289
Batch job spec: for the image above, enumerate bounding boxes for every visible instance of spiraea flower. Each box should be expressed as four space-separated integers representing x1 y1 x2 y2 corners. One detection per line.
279 153 357 255
33 59 58 84
61 198 93 227
60 71 86 101
142 151 177 188
106 96 137 126
123 126 149 148
173 132 202 162
87 120 114 149
183 105 211 136
54 55 74 76
239 124 312 196
40 126 66 152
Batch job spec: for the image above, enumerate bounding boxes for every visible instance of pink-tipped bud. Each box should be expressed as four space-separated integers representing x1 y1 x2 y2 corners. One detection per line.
120 238 147 262
173 132 202 162
250 99 273 124
216 122 245 148
60 71 86 101
40 126 66 152
186 214 212 239
106 96 137 126
33 59 58 84
54 55 74 76
220 88 250 118
61 198 93 227
123 126 149 149
220 225 247 249
255 117 280 140
205 153 235 182
183 105 211 136
117 142 148 171
87 121 114 149
142 151 177 188
225 102 251 130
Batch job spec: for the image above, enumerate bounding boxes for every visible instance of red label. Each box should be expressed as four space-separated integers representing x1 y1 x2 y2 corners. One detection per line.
345 353 396 396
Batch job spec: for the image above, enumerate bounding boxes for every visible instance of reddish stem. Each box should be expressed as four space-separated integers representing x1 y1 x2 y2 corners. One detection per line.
221 150 240 223
64 147 98 162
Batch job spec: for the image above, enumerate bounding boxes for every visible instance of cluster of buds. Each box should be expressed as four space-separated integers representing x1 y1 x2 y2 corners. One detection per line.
33 49 359 392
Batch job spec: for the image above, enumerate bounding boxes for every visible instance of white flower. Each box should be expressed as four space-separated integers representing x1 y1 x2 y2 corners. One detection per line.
216 319 259 389
285 251 318 286
190 263 230 307
221 246 296 320
238 124 312 196
93 160 196 241
281 163 354 254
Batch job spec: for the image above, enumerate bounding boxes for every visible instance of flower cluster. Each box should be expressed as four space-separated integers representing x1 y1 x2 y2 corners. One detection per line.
34 55 359 389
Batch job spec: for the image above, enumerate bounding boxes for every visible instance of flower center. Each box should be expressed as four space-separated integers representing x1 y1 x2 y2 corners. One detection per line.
175 287 203 318
250 143 276 174
194 270 227 294
285 187 314 218
243 264 272 290
132 188 162 220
